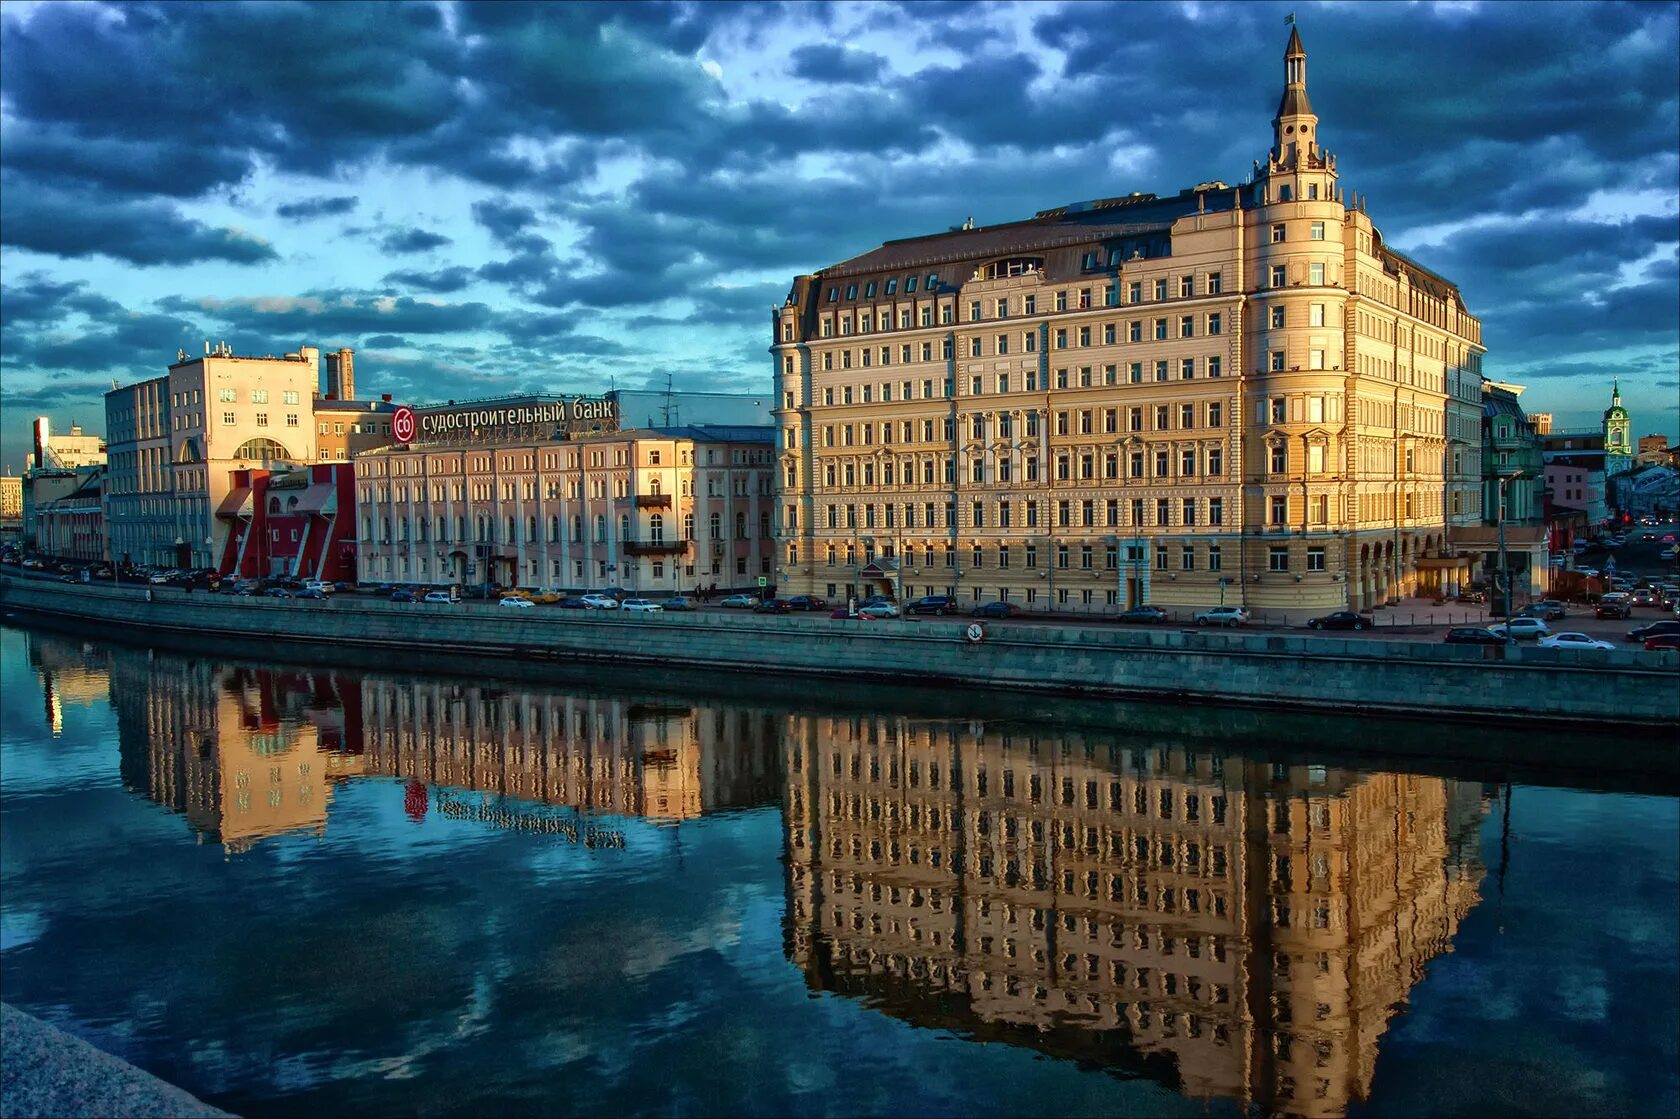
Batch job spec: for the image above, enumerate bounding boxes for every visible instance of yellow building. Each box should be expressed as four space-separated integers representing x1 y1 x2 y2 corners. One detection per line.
782 715 1486 1116
772 29 1485 614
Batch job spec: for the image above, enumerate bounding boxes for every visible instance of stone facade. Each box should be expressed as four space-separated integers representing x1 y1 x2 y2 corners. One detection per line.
772 30 1484 616
354 425 777 594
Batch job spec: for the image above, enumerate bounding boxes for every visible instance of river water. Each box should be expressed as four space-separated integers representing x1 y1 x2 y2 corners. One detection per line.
1 623 1675 1118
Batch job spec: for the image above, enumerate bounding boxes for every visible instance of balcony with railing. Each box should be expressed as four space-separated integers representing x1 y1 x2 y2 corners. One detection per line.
635 493 672 509
623 537 688 556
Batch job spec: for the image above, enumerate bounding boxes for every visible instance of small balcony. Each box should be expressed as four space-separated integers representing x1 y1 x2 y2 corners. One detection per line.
623 538 688 556
635 493 672 509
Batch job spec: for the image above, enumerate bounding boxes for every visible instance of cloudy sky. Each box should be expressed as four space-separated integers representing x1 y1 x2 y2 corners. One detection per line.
1 0 1675 472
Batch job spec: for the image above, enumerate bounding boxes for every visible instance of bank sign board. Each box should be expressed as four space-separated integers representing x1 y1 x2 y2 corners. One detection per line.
400 396 618 444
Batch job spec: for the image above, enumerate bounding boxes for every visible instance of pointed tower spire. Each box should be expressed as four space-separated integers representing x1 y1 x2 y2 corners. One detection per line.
1270 25 1317 171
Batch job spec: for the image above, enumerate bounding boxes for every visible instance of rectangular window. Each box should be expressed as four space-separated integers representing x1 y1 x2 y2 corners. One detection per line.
1271 224 1286 243
1270 495 1287 524
1271 265 1287 288
1271 351 1286 372
1180 315 1194 338
1271 305 1286 329
1310 303 1325 327
1310 221 1325 241
1269 546 1290 572
1208 312 1222 335
1208 355 1222 378
1210 498 1224 526
1310 262 1325 285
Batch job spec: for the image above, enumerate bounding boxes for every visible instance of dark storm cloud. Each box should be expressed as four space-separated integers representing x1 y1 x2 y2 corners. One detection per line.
1 122 253 198
379 229 453 254
471 199 541 244
381 266 476 294
1 275 118 329
276 196 359 220
0 181 278 265
788 44 887 84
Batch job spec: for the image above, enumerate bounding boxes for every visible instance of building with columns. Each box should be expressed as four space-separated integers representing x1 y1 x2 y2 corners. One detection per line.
354 395 775 593
771 28 1484 614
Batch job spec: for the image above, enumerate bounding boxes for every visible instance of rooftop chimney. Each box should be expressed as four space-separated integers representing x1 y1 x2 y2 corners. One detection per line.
325 348 356 401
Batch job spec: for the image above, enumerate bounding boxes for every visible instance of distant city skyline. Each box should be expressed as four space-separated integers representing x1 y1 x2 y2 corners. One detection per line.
3 0 1676 472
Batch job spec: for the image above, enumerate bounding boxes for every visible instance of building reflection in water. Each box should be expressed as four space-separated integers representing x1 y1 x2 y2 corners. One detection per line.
54 632 780 854
782 715 1487 1118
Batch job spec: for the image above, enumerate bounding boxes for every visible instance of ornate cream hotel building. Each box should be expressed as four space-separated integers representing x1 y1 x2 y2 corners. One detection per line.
772 30 1486 613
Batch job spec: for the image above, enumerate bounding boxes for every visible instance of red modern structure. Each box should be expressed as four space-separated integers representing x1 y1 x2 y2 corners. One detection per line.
217 463 358 582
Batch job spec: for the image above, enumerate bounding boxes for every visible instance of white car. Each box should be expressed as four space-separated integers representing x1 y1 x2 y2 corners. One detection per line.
499 596 535 609
302 579 335 595
1539 632 1616 652
580 594 619 610
1488 618 1551 640
858 602 900 619
423 591 456 604
1194 606 1251 627
621 598 663 614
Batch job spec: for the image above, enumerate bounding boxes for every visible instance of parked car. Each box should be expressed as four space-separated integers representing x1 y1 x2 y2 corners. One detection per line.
580 594 619 610
389 589 417 603
498 588 532 601
1595 601 1633 620
301 579 334 595
1194 606 1250 627
595 587 633 602
1628 620 1680 642
663 595 696 612
1306 611 1368 631
784 595 828 612
753 598 794 614
718 594 757 608
1487 618 1551 641
1538 632 1616 652
857 602 900 619
294 588 326 600
906 595 960 616
265 588 293 599
555 596 589 609
859 595 896 609
971 601 1021 619
423 591 456 604
528 588 564 604
1642 633 1680 651
621 598 663 614
1444 626 1506 646
1117 605 1169 624
499 596 535 608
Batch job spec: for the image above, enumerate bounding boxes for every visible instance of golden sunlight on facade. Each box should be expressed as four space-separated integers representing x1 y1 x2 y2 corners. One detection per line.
782 715 1487 1116
772 30 1485 613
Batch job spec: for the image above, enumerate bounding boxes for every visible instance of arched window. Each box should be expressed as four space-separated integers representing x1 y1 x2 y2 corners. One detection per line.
527 515 537 540
572 515 583 541
286 495 299 510
267 496 281 514
594 515 606 543
650 514 664 542
735 511 746 539
233 438 292 462
476 515 488 542
650 476 662 494
549 516 560 543
505 516 515 542
619 514 630 540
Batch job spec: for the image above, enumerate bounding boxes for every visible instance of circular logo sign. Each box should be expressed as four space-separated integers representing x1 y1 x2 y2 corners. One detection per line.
965 622 986 644
392 406 416 444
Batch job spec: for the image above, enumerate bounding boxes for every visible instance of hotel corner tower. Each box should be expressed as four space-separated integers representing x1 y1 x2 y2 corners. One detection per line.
771 29 1486 614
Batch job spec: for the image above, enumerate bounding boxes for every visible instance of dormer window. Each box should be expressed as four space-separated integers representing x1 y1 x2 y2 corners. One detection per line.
904 275 918 294
885 278 898 295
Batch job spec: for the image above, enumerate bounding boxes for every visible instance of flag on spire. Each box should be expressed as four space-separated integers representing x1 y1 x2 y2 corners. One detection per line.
1284 11 1295 24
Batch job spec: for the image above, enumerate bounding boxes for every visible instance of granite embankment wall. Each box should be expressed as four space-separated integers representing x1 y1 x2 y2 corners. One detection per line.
3 577 1676 729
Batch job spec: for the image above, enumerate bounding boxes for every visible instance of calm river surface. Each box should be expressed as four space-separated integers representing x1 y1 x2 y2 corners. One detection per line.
1 623 1675 1118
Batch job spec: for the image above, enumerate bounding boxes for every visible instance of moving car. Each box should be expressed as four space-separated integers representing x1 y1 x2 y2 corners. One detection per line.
753 598 794 614
1487 618 1550 640
1306 611 1367 631
301 579 335 595
555 596 589 609
857 602 899 619
1595 601 1633 620
1642 633 1680 651
498 588 532 601
389 589 417 602
1194 606 1250 627
906 595 960 616
529 588 564 604
621 598 663 614
294 588 325 600
1630 589 1662 607
580 594 619 610
784 595 828 612
265 587 293 599
1628 620 1680 642
1538 632 1615 652
1118 605 1169 624
663 595 696 612
1443 627 1506 646
499 596 534 608
718 594 757 609
423 591 456 604
971 601 1022 619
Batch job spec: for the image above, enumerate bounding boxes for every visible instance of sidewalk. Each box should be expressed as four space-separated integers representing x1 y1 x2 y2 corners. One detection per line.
0 1003 231 1119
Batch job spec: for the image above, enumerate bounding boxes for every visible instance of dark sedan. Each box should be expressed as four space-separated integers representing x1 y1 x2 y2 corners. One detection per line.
784 595 828 612
1443 627 1506 646
971 601 1022 619
1628 620 1680 642
1118 605 1169 624
753 598 794 614
1307 611 1368 631
1595 601 1632 620
555 596 589 609
389 589 417 603
906 595 960 616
